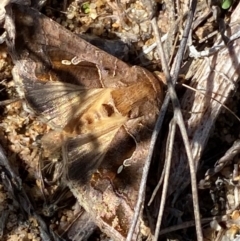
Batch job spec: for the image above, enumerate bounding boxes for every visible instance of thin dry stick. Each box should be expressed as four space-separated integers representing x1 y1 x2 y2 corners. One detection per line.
0 144 58 241
153 119 176 241
148 153 167 205
0 144 21 188
146 72 237 205
159 216 221 235
182 83 240 122
125 6 172 240
206 139 240 177
0 98 20 106
233 164 239 208
148 73 235 205
151 0 203 240
152 22 203 240
60 210 85 237
126 86 169 241
126 0 202 240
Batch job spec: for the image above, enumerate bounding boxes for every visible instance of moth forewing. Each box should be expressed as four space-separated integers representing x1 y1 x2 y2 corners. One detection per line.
13 60 118 130
11 4 164 240
112 80 160 118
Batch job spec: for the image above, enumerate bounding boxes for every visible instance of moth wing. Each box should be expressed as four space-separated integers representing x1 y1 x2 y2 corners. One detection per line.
63 114 127 183
23 80 106 129
13 61 112 130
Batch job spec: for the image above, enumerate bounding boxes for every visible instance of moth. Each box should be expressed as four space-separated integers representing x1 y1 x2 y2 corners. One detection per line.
10 4 163 240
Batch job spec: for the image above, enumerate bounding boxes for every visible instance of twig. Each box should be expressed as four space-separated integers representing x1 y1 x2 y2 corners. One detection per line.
0 98 20 106
0 144 61 241
158 216 226 235
189 23 240 58
153 119 176 240
0 210 9 238
148 151 166 205
233 164 239 208
150 0 203 240
205 139 240 177
0 143 21 188
127 0 203 240
126 84 169 241
181 83 240 122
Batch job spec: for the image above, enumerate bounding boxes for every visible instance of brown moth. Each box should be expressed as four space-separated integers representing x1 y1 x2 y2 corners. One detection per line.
10 4 163 240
